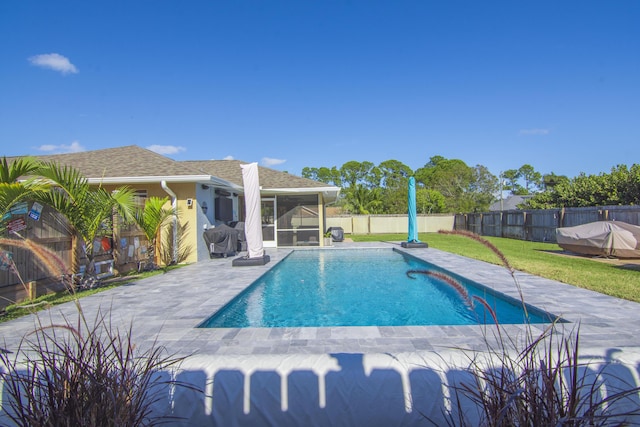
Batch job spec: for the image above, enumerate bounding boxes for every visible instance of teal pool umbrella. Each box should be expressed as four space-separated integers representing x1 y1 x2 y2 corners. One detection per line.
402 177 428 248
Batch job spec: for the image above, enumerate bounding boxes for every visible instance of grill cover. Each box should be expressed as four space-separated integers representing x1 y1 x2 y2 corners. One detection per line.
203 225 238 257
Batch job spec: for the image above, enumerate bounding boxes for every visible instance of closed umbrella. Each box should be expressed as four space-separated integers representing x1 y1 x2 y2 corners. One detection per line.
233 162 270 266
401 176 428 248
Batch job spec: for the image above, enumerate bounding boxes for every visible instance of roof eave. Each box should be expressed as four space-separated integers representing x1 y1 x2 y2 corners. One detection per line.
81 175 339 200
87 175 243 191
261 186 341 203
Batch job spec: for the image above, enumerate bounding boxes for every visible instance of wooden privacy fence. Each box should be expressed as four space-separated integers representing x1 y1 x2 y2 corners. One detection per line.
1 205 73 307
0 203 148 309
455 205 640 243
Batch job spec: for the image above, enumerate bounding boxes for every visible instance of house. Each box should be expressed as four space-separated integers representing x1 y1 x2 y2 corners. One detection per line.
28 145 340 263
489 195 533 211
185 160 340 252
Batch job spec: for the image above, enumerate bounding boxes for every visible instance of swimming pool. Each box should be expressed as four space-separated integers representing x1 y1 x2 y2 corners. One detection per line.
199 249 556 328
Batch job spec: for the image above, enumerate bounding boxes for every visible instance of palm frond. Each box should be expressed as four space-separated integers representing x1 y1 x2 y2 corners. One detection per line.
36 161 90 204
109 186 137 224
134 196 173 242
0 156 41 183
0 183 33 218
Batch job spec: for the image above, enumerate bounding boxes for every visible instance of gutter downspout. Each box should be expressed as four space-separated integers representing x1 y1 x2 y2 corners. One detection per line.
161 180 178 264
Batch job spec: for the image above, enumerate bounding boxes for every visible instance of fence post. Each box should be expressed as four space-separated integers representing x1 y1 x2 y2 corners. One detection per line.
559 208 565 228
71 234 79 275
28 281 37 300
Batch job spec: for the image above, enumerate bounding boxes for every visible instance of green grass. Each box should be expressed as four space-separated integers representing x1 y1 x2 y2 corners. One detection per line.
352 233 640 303
0 265 185 324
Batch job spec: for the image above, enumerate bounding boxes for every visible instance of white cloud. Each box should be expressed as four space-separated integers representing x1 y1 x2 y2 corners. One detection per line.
146 145 186 155
261 157 286 167
28 53 78 74
36 140 85 154
519 128 550 136
223 155 235 160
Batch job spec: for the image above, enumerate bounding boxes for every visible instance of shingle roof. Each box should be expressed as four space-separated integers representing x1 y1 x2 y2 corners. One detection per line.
184 160 333 190
29 145 204 179
489 195 533 211
8 145 338 197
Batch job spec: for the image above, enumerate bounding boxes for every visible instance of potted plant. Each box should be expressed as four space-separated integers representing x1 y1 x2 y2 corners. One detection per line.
324 231 332 247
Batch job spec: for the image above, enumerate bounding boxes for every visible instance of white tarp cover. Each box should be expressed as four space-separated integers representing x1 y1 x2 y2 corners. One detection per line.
556 221 640 258
241 162 265 258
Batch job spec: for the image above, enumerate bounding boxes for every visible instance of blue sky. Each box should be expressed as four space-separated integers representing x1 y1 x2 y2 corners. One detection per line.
1 1 639 179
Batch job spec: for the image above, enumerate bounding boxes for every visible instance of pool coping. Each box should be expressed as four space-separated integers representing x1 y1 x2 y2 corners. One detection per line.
1 241 640 358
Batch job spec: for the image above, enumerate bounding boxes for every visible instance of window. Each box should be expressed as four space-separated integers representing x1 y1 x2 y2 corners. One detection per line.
133 190 148 207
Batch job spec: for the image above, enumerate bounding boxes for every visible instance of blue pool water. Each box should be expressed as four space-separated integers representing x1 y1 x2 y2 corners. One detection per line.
199 249 555 328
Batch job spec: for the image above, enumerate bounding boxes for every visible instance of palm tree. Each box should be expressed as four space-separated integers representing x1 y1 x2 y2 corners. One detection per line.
133 196 175 267
0 156 47 230
344 184 383 214
159 220 192 267
33 161 136 277
0 156 41 183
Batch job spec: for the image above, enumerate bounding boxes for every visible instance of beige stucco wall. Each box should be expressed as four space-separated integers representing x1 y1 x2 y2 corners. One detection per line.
326 214 455 235
352 216 370 234
163 182 200 264
326 216 354 234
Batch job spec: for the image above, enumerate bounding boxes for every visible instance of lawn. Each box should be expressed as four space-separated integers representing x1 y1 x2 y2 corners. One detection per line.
351 232 640 303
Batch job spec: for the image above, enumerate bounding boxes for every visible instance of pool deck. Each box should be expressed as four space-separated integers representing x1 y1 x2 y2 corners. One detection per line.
1 241 639 359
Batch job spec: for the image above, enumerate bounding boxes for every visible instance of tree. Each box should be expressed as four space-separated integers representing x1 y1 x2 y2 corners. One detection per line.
378 160 413 214
527 164 640 208
33 161 137 276
301 166 342 186
343 184 383 214
542 172 569 191
302 156 499 214
0 157 47 230
378 160 412 188
339 161 378 189
518 164 542 193
414 156 496 213
619 164 640 203
502 165 543 195
160 220 192 267
469 165 499 212
133 196 175 266
415 188 446 213
502 169 525 195
415 157 474 204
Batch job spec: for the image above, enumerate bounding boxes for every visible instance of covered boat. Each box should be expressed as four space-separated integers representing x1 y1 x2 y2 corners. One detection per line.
556 221 640 258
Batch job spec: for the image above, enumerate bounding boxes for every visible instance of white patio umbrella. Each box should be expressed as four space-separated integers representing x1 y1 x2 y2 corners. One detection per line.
233 162 270 265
